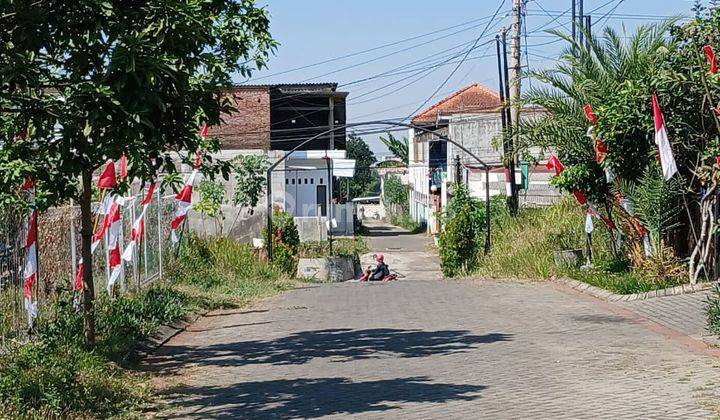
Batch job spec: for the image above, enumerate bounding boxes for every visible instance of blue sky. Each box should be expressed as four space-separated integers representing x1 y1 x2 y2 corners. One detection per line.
247 0 698 156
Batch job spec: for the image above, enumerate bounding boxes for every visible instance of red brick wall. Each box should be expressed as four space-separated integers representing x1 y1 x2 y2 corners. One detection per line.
211 86 270 150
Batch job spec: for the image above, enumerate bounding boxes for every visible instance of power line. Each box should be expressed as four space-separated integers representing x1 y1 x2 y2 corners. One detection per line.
247 12 509 83
300 16 506 84
596 0 627 28
405 0 508 122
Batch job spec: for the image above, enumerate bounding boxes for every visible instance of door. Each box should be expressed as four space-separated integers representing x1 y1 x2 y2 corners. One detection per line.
316 185 327 217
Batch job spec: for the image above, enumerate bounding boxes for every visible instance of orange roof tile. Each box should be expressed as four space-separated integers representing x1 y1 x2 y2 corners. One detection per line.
411 84 501 125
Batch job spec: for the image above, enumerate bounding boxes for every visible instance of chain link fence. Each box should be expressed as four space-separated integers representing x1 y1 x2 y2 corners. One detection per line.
0 184 181 348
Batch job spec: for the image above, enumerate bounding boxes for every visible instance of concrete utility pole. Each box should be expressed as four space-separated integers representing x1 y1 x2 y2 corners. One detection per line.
578 0 584 45
454 155 462 185
328 96 335 150
585 15 592 50
571 0 576 42
508 0 522 210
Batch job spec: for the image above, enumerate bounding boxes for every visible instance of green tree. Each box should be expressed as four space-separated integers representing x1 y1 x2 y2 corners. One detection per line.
339 134 378 199
380 133 409 165
0 0 276 346
439 184 485 277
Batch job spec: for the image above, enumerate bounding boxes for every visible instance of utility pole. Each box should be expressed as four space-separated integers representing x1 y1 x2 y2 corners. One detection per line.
585 15 592 50
508 0 522 213
578 0 584 45
454 155 462 185
328 95 335 150
571 0 576 42
501 28 515 213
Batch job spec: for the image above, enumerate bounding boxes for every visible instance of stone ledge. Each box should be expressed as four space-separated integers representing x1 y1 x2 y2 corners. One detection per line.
556 277 714 302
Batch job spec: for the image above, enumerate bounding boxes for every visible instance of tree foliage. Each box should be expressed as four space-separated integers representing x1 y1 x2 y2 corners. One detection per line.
231 154 267 213
380 133 409 165
439 184 485 277
0 0 276 346
341 134 378 198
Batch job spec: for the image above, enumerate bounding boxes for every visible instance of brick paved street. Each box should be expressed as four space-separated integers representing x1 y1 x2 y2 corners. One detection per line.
150 277 720 419
620 289 717 346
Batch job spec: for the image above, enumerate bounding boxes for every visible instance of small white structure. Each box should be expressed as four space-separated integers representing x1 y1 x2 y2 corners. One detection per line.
283 150 356 240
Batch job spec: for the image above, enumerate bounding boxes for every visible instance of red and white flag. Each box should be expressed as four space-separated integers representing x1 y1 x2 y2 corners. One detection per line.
74 259 84 292
652 94 678 181
704 45 718 75
171 170 198 243
105 199 123 291
120 153 128 180
122 182 156 261
584 104 597 124
97 160 118 189
21 179 38 326
546 155 564 175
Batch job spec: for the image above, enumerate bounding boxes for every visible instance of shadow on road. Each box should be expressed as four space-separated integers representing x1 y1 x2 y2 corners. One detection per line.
147 328 512 374
159 376 486 419
363 225 420 237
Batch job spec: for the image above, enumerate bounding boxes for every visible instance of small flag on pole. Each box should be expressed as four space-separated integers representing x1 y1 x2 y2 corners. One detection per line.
546 155 565 175
703 45 718 75
584 104 597 124
120 153 128 180
97 160 118 189
171 171 198 243
122 182 156 261
651 94 678 181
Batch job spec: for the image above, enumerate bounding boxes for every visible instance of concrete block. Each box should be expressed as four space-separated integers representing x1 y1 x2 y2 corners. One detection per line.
297 256 355 282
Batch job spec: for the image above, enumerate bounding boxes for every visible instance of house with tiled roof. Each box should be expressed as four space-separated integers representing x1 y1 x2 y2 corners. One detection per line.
407 84 557 233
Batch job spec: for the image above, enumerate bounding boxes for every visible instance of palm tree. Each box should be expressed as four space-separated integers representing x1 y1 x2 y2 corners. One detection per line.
514 21 676 188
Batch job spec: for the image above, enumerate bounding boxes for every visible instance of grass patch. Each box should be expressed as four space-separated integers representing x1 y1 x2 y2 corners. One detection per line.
168 235 295 309
476 198 681 294
298 237 368 260
387 209 423 233
0 235 293 419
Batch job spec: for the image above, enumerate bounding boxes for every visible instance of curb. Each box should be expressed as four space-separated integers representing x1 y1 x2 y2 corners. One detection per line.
555 277 714 302
130 311 205 361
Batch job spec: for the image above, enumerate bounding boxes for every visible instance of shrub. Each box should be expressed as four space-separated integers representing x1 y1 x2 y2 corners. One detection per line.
439 185 485 277
0 286 189 419
261 210 299 275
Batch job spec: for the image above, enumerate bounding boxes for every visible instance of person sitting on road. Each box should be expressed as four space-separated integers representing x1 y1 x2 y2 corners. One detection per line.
359 254 390 282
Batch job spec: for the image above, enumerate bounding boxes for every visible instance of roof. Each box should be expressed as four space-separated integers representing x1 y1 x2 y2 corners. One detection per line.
233 82 339 91
411 84 501 126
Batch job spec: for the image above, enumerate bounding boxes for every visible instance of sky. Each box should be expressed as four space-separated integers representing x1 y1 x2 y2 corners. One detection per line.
245 0 698 157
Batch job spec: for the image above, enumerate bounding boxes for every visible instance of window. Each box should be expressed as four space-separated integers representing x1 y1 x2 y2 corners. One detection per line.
304 178 308 184
291 179 295 185
310 178 314 184
285 179 289 185
319 178 323 184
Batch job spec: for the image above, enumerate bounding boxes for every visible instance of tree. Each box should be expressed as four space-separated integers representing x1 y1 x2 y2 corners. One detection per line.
516 14 720 282
0 0 276 346
380 133 409 165
340 134 378 199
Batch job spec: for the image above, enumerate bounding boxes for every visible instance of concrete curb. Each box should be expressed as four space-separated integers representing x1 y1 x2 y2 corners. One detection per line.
130 311 205 361
555 277 714 302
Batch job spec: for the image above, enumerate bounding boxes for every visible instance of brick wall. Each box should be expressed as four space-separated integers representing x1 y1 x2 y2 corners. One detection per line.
211 86 270 150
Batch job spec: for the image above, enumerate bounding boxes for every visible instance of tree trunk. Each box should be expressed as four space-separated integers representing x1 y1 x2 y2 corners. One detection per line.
81 170 96 348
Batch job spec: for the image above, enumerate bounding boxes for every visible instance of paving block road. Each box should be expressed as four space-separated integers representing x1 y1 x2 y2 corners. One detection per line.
147 225 720 419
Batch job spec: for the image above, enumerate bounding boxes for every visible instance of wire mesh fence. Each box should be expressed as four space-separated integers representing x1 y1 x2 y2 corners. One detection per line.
0 184 182 348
